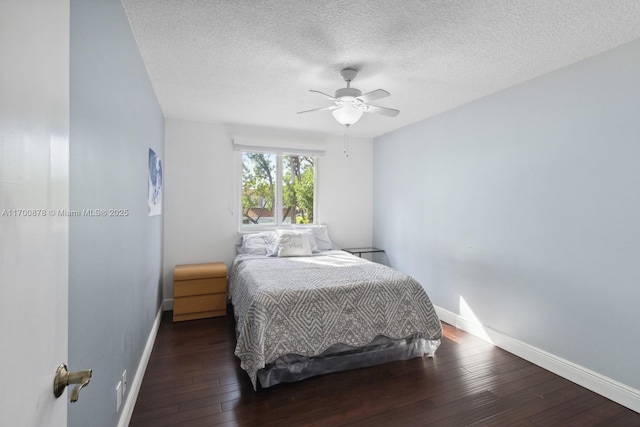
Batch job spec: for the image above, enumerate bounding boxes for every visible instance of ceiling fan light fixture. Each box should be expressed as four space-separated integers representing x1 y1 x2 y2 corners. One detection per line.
332 104 363 126
298 68 399 127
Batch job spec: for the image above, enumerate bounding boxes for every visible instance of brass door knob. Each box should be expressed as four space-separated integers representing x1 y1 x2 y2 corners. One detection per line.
53 363 92 402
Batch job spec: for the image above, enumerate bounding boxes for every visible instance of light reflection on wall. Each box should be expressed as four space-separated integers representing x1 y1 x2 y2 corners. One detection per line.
459 296 493 343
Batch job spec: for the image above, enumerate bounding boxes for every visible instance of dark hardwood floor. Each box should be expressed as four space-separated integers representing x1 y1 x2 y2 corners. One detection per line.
130 310 640 426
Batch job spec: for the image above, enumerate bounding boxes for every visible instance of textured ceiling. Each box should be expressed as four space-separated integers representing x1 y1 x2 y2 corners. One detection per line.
122 1 640 138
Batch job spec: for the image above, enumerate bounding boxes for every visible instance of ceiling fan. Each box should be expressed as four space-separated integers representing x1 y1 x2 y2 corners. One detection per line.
298 68 400 127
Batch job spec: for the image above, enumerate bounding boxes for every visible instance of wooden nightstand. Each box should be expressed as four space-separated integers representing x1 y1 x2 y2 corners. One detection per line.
173 262 227 322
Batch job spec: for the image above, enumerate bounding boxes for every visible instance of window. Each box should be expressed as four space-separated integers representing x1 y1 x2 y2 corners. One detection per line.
241 152 316 227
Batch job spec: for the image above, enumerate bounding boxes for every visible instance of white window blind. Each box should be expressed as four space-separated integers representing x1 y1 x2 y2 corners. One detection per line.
232 137 325 157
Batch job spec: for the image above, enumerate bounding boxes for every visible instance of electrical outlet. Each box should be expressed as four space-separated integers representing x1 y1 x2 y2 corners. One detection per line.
122 370 127 395
116 381 122 412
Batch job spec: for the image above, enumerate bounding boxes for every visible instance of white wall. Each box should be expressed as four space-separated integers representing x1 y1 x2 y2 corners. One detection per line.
373 38 640 409
163 119 373 306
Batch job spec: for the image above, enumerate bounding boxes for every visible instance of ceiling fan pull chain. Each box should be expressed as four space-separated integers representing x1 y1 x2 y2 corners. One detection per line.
344 129 349 158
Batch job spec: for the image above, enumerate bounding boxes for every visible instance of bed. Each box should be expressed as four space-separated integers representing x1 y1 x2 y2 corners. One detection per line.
229 226 442 389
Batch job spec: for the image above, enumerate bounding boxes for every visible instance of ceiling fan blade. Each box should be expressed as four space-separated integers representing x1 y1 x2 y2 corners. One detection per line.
364 104 400 117
297 105 338 114
357 89 390 103
309 89 338 101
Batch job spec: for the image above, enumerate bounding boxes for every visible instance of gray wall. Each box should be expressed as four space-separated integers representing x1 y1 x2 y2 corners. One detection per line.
373 38 640 392
69 0 164 426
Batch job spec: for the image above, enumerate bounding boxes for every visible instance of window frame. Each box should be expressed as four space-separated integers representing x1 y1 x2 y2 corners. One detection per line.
238 150 318 231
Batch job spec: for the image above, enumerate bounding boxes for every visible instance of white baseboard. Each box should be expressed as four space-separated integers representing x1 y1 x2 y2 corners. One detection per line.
434 305 640 414
163 298 173 311
117 306 163 427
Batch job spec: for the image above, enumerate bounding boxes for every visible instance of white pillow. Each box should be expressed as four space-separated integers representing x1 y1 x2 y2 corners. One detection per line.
298 225 335 250
299 229 319 253
275 230 312 257
241 232 276 255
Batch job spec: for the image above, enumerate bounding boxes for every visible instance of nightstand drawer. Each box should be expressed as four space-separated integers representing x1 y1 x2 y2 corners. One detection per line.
173 277 226 297
173 293 226 314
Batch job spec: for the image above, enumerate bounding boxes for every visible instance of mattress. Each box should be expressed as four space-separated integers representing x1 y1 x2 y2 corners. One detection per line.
229 250 442 389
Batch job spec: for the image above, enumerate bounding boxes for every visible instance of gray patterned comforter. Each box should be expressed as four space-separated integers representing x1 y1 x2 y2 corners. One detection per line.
229 250 442 389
